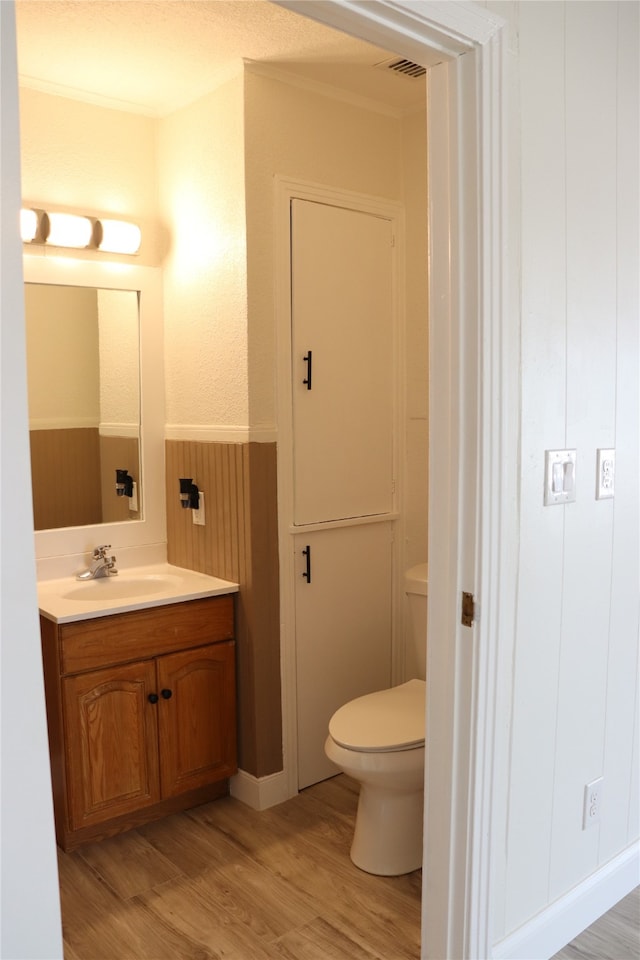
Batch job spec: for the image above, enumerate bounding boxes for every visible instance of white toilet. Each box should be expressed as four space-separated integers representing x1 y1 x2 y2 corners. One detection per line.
324 563 428 876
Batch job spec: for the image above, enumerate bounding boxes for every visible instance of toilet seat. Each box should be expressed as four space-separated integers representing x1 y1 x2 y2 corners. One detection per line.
328 679 426 753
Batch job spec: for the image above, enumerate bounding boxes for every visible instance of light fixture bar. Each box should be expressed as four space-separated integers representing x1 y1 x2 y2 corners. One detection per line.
20 206 141 255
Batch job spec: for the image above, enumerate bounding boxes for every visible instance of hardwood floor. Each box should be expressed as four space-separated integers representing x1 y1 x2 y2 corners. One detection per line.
57 775 422 960
551 886 639 960
57 775 639 960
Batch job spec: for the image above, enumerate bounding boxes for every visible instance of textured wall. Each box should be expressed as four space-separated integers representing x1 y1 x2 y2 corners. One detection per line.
158 73 249 432
97 289 140 431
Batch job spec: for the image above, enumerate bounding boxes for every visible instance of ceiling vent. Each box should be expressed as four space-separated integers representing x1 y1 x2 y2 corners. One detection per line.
375 57 427 80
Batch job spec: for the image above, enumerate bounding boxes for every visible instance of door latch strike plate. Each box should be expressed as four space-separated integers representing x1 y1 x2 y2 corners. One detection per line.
461 592 475 627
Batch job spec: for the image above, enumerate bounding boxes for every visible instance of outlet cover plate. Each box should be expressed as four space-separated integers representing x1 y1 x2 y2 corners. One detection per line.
596 448 615 500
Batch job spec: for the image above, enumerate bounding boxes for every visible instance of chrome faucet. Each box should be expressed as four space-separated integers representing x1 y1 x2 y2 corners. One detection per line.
76 545 118 580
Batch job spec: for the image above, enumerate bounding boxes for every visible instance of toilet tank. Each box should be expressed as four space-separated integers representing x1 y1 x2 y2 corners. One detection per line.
404 563 428 680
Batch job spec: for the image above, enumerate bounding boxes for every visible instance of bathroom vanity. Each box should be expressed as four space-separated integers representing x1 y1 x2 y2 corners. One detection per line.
38 566 239 851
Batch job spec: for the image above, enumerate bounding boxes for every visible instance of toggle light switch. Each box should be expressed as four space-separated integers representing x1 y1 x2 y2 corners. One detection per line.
544 449 577 505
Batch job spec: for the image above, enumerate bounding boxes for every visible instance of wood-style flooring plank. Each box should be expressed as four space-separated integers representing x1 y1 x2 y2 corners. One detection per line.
58 775 422 960
552 887 640 960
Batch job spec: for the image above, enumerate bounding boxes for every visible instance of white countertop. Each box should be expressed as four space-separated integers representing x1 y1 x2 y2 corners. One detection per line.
38 563 239 624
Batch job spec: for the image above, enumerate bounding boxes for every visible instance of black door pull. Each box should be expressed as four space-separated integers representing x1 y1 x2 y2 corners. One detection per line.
303 350 312 390
302 545 312 583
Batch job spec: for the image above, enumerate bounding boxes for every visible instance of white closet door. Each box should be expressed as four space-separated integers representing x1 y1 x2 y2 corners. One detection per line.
295 523 393 789
291 199 394 525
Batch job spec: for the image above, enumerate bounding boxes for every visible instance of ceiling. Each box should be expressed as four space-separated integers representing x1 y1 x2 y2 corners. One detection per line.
15 0 430 117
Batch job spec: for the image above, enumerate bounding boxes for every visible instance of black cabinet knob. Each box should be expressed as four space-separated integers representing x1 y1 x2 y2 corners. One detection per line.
148 693 159 704
161 688 173 700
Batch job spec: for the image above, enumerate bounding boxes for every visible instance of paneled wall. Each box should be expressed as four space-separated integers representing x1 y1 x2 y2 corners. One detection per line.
30 428 101 529
165 440 281 778
495 0 639 942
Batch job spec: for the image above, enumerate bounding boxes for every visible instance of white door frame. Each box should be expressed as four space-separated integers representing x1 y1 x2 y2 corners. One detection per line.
275 4 514 958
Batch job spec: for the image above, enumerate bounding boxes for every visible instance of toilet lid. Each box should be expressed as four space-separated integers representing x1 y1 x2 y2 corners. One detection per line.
328 679 426 752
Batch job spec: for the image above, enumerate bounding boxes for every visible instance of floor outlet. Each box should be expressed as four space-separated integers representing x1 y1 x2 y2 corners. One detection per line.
583 777 603 829
192 492 205 526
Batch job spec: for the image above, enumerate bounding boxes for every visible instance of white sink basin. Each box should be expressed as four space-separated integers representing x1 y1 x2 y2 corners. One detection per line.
37 563 239 623
61 575 183 602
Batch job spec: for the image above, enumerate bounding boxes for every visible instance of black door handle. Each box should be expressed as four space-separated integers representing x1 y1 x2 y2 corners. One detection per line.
148 693 159 704
161 688 173 700
302 545 312 583
303 350 312 390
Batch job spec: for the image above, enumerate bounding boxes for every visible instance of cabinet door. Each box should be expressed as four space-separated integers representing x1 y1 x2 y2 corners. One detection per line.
295 523 393 788
157 641 237 797
63 660 160 830
291 199 395 524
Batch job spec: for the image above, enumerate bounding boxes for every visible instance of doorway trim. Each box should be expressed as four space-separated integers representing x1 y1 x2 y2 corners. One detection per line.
274 3 512 959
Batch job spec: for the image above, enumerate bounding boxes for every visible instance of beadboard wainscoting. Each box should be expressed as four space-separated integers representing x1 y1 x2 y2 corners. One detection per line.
165 439 282 784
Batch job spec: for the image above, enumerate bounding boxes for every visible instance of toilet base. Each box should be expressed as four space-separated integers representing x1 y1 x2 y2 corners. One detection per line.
350 780 424 876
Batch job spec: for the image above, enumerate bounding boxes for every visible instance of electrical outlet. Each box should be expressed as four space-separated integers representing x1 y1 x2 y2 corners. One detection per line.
192 492 205 526
596 448 615 500
129 481 138 513
583 777 604 829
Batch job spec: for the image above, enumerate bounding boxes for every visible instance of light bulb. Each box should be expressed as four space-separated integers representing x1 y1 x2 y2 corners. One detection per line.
97 219 141 255
46 212 93 249
20 208 38 242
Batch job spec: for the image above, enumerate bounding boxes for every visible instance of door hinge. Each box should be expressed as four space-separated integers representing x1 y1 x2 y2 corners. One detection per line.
461 592 475 628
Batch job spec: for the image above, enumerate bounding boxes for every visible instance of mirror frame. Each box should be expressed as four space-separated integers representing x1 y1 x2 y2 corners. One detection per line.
24 254 166 562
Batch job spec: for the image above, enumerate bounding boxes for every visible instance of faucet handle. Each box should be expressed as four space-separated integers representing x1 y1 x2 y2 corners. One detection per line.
93 544 112 559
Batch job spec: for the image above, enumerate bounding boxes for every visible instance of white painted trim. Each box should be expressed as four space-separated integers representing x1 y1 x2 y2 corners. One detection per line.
99 423 139 438
29 417 98 430
493 844 640 960
164 424 277 443
230 768 291 811
274 1 503 60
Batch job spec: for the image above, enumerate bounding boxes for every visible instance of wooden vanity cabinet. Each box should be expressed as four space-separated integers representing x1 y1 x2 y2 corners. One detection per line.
40 594 237 851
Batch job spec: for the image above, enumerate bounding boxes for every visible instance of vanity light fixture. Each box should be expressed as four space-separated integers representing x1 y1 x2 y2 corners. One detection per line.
20 207 142 255
179 478 200 510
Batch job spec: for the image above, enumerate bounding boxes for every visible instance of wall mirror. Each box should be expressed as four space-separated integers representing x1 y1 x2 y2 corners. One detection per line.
26 282 141 530
24 256 166 563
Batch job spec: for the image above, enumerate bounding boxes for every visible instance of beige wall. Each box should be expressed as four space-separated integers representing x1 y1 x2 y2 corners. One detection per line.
158 72 249 432
25 283 99 427
97 289 140 431
401 109 429 568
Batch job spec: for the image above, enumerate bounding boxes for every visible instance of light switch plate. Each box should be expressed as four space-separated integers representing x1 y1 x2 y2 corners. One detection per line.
596 448 615 500
544 449 577 505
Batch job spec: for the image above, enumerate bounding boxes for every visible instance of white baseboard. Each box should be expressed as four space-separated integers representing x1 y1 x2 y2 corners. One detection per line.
493 842 640 960
230 768 294 811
